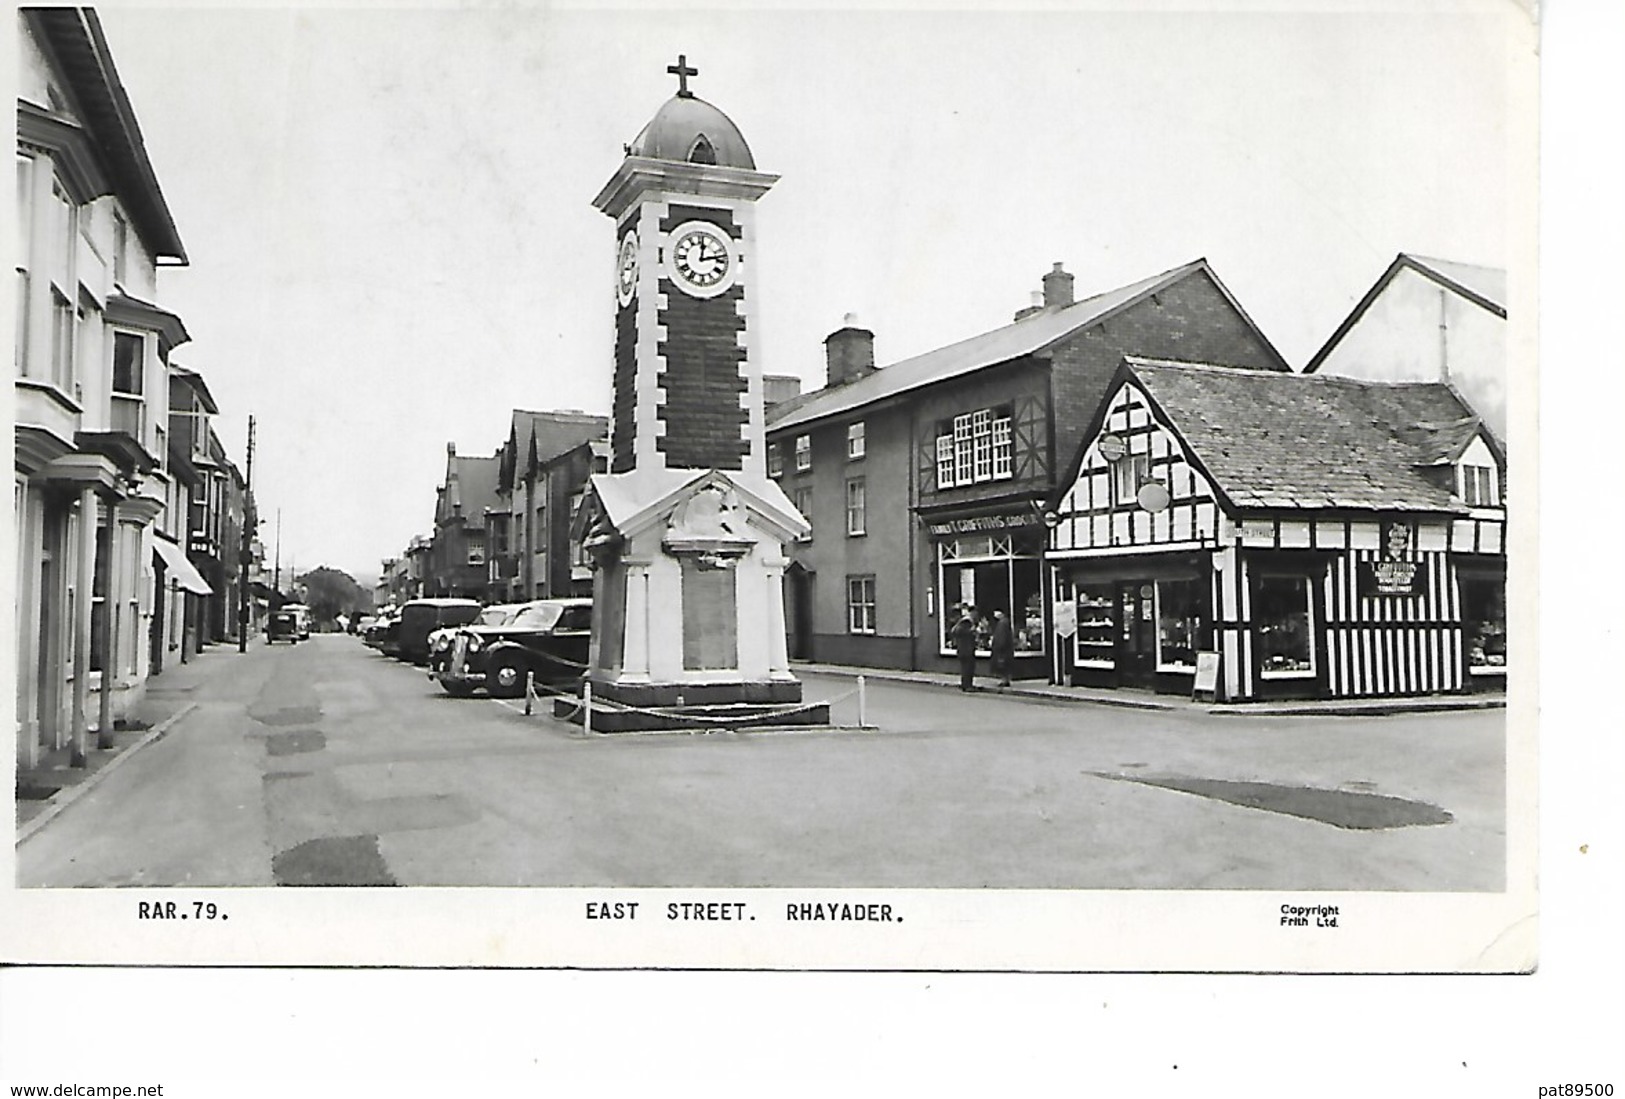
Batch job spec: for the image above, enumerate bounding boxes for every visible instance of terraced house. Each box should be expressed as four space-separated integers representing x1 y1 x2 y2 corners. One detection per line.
489 409 607 602
14 8 194 767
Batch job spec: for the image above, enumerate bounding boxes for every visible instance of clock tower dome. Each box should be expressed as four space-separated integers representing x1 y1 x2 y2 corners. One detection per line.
575 57 820 731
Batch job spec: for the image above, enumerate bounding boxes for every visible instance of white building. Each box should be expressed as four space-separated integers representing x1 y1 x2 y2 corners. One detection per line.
1304 253 1507 445
14 9 192 767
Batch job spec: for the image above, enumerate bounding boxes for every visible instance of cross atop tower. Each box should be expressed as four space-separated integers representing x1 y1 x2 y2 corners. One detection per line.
667 54 698 98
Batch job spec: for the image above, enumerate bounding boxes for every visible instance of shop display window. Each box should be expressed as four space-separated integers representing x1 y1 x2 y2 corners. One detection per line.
1461 574 1506 674
1256 574 1315 678
1155 578 1201 671
937 534 1043 656
1073 583 1115 668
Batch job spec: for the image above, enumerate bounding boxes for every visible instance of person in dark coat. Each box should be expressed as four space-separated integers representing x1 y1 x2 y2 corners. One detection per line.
990 608 1015 687
951 604 979 692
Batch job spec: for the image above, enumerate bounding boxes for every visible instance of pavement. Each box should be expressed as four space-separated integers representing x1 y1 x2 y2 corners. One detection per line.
790 661 1506 717
14 639 258 840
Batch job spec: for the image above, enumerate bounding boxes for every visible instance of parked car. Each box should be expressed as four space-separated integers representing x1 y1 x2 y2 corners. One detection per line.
435 598 592 698
396 597 483 665
364 610 400 655
266 604 309 644
427 603 522 676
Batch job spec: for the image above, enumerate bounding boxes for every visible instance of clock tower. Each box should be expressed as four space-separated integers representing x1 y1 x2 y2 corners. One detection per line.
577 57 822 731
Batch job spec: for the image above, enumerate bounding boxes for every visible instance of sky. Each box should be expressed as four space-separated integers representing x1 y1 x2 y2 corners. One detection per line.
90 2 1523 585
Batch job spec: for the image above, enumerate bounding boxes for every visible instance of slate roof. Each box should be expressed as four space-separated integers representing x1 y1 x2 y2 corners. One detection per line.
768 258 1286 433
1406 254 1506 313
1121 358 1490 513
514 408 608 469
450 454 501 530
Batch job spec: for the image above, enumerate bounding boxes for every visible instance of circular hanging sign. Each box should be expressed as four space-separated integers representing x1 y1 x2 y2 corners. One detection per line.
1097 434 1126 461
1136 480 1171 513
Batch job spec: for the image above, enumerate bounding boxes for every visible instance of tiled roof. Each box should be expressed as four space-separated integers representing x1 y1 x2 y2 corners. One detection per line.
769 258 1279 433
1123 358 1486 513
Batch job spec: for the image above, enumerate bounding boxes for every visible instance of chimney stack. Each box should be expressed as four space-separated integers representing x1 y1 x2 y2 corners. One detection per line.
762 374 802 408
824 313 876 388
1043 262 1075 308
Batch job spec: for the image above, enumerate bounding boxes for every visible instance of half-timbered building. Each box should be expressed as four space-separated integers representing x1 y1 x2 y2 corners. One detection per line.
1047 358 1507 700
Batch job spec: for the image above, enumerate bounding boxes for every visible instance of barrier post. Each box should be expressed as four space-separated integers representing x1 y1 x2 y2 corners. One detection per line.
524 671 535 716
857 675 867 729
582 680 593 736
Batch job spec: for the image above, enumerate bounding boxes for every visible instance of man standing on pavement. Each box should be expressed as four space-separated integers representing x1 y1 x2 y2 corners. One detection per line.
952 603 980 692
990 608 1014 688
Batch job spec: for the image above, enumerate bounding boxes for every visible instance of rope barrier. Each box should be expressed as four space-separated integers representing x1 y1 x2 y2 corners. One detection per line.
503 660 871 734
537 684 865 732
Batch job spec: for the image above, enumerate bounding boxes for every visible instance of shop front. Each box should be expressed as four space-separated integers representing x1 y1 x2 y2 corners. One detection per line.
1047 358 1508 703
926 511 1048 678
1456 557 1507 692
1052 552 1208 693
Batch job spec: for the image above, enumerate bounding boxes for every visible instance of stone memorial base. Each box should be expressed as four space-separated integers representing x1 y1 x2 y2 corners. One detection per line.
573 467 829 733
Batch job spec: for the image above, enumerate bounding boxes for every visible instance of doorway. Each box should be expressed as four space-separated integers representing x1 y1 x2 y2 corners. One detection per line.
786 564 813 661
150 563 166 675
1117 581 1157 687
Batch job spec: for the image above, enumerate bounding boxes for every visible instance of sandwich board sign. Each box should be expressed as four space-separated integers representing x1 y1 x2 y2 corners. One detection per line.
1193 651 1220 701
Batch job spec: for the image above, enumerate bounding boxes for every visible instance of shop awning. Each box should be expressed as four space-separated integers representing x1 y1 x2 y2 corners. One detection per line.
153 536 213 595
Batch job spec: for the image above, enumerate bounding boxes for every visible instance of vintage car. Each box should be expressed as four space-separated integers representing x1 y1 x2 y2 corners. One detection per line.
266 604 310 644
426 603 522 677
435 598 592 698
364 610 401 655
396 597 483 665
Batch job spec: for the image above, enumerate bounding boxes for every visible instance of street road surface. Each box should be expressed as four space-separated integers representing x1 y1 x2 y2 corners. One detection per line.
17 634 1504 889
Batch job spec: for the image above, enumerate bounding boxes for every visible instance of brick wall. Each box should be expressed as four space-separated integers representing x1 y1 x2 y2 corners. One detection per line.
610 210 640 474
656 284 748 469
656 205 749 471
1048 268 1284 483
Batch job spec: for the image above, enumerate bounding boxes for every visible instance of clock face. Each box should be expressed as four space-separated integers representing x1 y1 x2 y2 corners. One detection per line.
666 221 737 297
616 229 639 307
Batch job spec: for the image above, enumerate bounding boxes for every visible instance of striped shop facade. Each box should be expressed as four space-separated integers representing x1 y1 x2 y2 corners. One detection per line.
1047 360 1507 702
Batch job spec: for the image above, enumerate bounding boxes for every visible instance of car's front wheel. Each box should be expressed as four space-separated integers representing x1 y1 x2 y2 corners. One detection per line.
486 655 528 699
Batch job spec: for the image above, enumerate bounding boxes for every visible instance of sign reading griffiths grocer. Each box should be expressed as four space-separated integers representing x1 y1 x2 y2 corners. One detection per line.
1358 519 1423 597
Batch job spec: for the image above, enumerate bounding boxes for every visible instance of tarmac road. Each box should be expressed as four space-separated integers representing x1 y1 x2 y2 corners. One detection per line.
16 633 1505 890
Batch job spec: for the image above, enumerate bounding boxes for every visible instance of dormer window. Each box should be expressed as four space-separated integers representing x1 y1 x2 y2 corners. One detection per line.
1460 464 1498 507
687 135 717 164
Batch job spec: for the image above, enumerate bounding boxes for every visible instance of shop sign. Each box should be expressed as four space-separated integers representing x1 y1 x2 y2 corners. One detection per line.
928 513 1040 536
1359 520 1422 597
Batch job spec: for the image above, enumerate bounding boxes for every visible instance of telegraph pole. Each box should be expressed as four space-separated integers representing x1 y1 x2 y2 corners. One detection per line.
238 415 255 653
